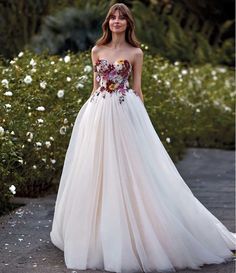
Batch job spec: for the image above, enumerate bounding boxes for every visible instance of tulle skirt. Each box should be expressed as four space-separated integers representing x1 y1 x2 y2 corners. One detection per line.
50 89 236 272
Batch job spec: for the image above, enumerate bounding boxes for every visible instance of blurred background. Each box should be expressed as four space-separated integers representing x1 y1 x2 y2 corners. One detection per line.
0 0 235 214
0 0 235 65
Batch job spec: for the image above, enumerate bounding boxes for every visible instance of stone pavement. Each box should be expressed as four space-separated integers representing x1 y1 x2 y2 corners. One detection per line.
0 148 235 273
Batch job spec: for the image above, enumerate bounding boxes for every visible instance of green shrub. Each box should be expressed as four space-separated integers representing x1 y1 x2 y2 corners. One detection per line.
142 53 235 156
0 48 234 214
132 1 235 66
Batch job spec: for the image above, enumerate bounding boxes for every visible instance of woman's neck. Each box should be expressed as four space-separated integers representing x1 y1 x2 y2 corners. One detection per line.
109 33 126 49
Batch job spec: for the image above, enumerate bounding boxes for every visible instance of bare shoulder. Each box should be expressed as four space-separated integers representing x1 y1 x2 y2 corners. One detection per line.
91 45 103 64
91 45 100 53
129 47 143 66
133 47 143 58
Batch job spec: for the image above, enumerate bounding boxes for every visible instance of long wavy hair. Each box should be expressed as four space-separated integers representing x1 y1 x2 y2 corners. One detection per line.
96 3 141 48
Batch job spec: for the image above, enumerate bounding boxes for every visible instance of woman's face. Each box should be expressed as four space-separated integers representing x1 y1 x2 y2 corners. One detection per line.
109 10 127 34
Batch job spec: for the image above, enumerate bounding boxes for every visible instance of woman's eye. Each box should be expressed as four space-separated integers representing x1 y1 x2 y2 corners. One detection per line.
110 15 125 20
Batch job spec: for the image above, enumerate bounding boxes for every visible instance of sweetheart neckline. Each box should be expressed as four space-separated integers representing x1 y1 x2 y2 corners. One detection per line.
97 58 132 68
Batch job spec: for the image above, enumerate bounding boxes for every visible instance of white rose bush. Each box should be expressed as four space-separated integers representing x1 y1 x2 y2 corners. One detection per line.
0 50 92 213
142 53 235 159
0 49 234 213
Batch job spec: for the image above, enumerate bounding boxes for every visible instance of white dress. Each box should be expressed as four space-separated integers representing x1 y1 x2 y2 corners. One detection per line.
50 58 236 273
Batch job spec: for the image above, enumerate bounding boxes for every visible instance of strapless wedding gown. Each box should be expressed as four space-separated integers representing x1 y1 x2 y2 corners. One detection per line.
50 58 236 273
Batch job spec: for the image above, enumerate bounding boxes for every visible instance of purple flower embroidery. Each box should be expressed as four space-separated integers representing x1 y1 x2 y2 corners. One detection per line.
91 59 132 104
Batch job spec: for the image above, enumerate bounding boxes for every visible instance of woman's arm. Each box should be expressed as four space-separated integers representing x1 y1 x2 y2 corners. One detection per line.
132 48 144 103
90 46 100 96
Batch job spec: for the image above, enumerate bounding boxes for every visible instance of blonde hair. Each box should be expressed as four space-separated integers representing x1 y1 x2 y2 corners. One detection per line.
96 3 141 48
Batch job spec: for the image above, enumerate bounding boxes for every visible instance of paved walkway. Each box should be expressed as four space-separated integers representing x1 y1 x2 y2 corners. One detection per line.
0 148 235 273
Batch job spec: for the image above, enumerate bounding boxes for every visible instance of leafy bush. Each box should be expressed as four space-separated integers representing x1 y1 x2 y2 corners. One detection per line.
30 5 106 55
132 1 235 66
142 53 235 154
0 48 234 214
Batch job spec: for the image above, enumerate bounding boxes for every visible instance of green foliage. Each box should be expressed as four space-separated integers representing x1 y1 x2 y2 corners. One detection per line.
0 0 108 59
142 52 235 154
0 0 52 59
0 49 234 214
132 1 235 66
1 0 234 67
0 50 93 213
30 2 109 55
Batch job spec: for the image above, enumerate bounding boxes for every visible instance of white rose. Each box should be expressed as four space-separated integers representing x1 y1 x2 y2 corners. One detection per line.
165 81 170 86
40 81 47 89
18 52 24 57
24 75 32 84
64 55 70 63
30 58 36 66
9 185 16 194
166 137 171 143
211 70 216 76
78 75 88 81
45 141 51 148
50 159 56 164
76 83 84 89
36 106 45 111
35 142 42 147
216 67 226 73
84 65 92 73
224 106 231 112
37 118 44 124
1 79 9 88
0 126 5 136
4 91 13 96
152 74 158 80
26 132 33 139
59 126 67 135
57 90 64 98
5 104 11 109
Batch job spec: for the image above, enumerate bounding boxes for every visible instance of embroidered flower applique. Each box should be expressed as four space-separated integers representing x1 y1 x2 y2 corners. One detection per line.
90 59 132 104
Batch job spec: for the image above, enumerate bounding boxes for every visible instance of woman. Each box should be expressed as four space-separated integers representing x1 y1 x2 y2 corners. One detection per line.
50 3 236 272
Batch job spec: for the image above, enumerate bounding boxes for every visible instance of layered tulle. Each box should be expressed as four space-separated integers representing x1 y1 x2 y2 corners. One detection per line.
50 89 236 273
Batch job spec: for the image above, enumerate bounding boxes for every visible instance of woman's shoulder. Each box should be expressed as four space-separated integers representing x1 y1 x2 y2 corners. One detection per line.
91 44 105 54
126 44 143 55
128 46 143 63
132 46 143 56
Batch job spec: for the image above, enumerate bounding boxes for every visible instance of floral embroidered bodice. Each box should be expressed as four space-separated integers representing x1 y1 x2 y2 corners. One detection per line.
90 59 133 104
